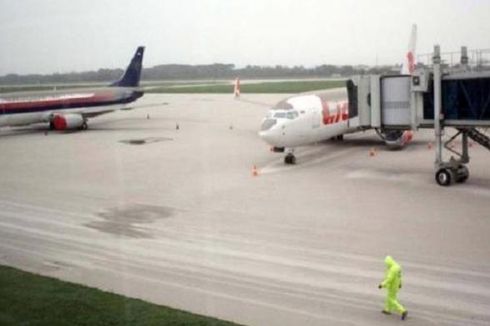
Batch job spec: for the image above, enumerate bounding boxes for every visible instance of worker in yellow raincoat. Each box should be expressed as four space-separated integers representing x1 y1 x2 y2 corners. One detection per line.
378 256 408 320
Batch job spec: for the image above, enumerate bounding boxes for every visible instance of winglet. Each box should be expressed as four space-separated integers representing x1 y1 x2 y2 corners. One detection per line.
401 24 417 75
111 46 145 87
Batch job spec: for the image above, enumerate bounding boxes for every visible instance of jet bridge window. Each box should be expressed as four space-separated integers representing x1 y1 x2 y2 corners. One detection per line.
443 78 490 120
423 77 490 121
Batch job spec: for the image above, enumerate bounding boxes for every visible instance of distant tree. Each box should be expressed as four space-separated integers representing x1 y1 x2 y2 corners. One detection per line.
0 62 406 85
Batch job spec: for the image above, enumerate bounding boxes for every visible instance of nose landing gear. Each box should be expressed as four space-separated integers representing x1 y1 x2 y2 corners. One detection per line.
284 153 296 165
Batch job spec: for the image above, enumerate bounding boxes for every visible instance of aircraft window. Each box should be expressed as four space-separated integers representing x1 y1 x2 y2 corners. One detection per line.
261 119 277 131
287 111 299 119
273 112 286 118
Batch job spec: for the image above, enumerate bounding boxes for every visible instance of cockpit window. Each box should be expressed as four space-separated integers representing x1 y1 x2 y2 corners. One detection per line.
261 119 277 131
273 112 286 119
287 111 299 119
269 110 298 119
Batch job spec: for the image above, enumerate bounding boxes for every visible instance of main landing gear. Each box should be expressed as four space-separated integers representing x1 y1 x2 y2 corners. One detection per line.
80 121 88 130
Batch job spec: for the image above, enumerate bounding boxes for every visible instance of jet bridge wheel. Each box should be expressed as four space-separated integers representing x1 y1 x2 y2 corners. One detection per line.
284 154 296 165
435 168 454 186
455 165 469 183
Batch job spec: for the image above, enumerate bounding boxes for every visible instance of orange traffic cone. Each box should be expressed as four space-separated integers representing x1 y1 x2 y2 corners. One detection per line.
427 142 433 149
234 77 241 98
252 165 259 177
369 147 376 157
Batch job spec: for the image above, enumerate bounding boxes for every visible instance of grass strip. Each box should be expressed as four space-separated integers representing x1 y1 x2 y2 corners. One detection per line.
146 80 346 94
0 265 242 326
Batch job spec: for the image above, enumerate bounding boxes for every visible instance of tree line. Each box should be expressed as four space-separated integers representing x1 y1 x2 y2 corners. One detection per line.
0 63 400 85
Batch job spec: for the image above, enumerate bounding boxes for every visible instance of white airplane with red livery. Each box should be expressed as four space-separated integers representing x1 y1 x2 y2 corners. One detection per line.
0 46 145 131
259 25 417 164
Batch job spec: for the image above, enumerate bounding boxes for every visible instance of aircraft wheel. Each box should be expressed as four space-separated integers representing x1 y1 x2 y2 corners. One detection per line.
435 168 453 186
78 121 88 130
284 154 296 165
336 135 344 141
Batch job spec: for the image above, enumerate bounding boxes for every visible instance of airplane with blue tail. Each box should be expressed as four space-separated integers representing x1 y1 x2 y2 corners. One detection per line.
0 46 145 131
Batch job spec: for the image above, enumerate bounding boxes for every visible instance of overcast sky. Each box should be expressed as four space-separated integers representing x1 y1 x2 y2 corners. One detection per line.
0 0 489 75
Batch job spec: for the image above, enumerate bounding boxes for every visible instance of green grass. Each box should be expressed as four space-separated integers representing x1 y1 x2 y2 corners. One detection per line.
1 80 346 94
0 265 242 326
146 80 346 94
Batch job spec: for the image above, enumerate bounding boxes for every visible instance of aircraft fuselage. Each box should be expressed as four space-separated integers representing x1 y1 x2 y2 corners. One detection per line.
259 88 357 148
0 87 142 127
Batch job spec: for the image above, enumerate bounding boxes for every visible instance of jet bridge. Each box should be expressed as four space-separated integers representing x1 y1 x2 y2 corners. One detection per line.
348 46 490 186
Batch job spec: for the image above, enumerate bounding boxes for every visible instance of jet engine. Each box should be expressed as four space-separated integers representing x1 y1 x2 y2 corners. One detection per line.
51 113 86 130
376 129 413 150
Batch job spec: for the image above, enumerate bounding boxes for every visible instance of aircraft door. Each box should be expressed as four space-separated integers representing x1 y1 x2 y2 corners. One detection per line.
347 78 360 128
312 109 321 129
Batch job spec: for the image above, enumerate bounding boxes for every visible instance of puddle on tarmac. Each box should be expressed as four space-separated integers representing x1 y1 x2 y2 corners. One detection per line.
85 204 174 238
119 137 173 145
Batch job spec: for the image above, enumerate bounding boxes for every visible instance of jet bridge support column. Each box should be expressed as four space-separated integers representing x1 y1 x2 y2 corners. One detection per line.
434 45 443 167
433 45 470 186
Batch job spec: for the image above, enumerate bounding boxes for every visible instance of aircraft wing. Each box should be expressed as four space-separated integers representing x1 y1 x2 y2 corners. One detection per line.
80 101 168 118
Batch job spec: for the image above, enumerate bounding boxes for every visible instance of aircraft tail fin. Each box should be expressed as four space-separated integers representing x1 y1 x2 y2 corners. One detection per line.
401 24 417 74
111 46 145 87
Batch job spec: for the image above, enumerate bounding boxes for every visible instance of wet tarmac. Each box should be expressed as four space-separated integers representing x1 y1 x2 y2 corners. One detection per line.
0 93 489 325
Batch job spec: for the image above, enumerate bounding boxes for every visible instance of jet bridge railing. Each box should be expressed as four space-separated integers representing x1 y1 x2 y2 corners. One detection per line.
417 47 490 70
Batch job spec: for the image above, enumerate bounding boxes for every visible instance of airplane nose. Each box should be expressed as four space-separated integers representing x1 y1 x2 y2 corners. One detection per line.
259 130 274 144
259 124 282 145
260 118 277 131
259 118 279 144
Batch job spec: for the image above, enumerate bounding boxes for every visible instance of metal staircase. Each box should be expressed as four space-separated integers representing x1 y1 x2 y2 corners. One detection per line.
465 128 490 151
